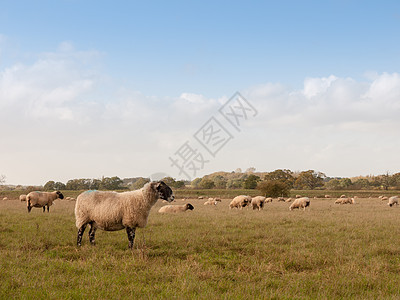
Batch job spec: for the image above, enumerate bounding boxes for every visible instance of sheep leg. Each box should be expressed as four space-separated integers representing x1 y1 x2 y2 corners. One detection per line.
47 206 49 212
27 205 32 213
126 227 136 249
88 222 97 245
43 206 46 212
77 224 87 247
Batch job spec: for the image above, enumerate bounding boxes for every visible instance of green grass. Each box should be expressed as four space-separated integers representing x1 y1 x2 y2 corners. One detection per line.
1 195 400 299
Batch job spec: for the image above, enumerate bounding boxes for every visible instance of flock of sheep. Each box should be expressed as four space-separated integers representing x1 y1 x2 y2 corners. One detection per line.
6 185 399 249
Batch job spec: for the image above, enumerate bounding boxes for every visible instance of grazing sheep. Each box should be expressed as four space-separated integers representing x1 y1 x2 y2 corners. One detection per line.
285 197 293 203
265 197 273 203
334 197 354 205
158 203 194 213
19 195 26 202
381 196 388 201
229 195 252 209
289 197 310 211
75 181 174 248
26 191 64 212
2 197 8 201
324 195 331 198
204 198 221 206
277 197 285 202
388 196 399 207
198 196 205 199
251 196 266 211
340 194 346 198
295 195 302 198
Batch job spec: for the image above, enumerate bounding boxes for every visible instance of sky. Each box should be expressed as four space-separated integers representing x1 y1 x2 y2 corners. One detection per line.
1 0 400 185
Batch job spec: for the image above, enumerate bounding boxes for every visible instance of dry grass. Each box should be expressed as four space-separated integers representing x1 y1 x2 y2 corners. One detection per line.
1 195 400 299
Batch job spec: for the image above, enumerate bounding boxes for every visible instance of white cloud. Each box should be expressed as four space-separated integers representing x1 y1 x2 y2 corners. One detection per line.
1 42 400 184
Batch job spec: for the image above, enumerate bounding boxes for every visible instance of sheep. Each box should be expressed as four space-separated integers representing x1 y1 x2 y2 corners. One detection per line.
265 197 273 203
289 197 310 211
334 197 354 205
26 191 64 212
381 196 388 201
74 181 174 248
277 197 286 202
285 197 293 203
19 194 27 202
2 197 8 201
251 196 266 211
198 196 205 199
295 195 302 198
388 196 399 207
340 194 346 198
204 198 222 206
324 195 331 198
158 203 194 213
229 195 252 209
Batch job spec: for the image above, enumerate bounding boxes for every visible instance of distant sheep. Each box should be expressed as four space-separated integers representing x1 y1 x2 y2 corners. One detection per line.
381 196 388 201
19 195 26 202
158 203 194 213
340 194 346 198
324 195 331 198
265 197 273 203
74 181 174 248
285 197 293 203
295 195 302 198
229 195 252 209
334 197 354 205
289 197 310 211
204 198 221 206
388 196 398 207
251 196 266 211
277 197 285 202
2 197 8 201
26 191 64 212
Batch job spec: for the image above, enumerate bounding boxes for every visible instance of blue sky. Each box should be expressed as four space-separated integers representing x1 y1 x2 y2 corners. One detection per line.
1 1 400 185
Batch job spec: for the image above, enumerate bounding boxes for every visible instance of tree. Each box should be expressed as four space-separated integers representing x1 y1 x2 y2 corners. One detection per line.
54 182 66 190
325 179 340 190
226 178 244 189
44 181 56 191
242 174 260 189
257 180 290 197
264 169 294 188
0 175 5 185
130 177 150 190
191 178 202 188
100 176 123 190
212 175 227 189
199 178 215 189
245 167 256 173
294 170 325 190
352 178 370 189
339 178 352 189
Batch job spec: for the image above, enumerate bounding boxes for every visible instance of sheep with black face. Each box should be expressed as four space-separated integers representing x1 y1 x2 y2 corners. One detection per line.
26 191 64 212
74 181 174 248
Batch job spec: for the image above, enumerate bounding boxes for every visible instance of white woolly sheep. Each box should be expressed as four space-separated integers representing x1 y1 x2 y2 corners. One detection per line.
324 195 331 198
251 196 266 211
26 191 64 212
158 203 194 213
2 197 8 201
265 197 273 203
19 195 26 201
295 195 302 198
289 197 310 211
204 198 222 206
74 181 174 248
340 194 346 198
277 197 285 202
334 197 354 205
229 195 252 209
285 197 293 203
388 196 399 207
381 196 388 201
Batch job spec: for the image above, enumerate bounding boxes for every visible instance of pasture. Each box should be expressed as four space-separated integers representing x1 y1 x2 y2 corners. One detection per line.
1 195 400 299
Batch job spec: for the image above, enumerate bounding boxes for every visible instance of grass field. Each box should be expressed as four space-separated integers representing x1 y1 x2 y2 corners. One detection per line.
1 194 400 299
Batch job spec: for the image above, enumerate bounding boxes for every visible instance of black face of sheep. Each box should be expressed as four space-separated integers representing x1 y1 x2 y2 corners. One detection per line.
186 203 194 210
156 181 174 202
56 191 64 199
